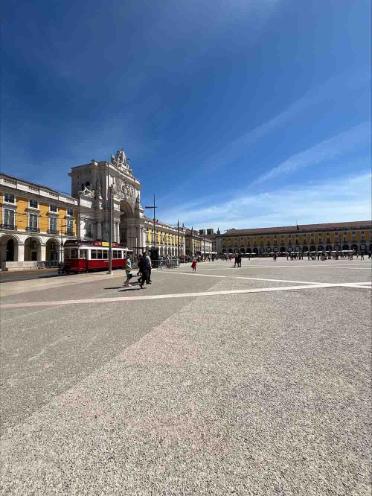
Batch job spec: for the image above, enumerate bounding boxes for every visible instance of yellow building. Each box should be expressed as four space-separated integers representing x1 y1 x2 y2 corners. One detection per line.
144 217 185 257
220 221 372 255
0 173 78 269
185 228 213 258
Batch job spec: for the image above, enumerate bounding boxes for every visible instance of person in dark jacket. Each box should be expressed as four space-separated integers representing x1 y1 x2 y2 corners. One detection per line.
138 252 151 288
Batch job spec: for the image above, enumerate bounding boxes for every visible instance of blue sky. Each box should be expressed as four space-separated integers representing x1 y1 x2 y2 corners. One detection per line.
2 0 370 230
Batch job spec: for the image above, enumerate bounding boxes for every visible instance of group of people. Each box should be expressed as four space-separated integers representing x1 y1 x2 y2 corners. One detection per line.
123 251 152 289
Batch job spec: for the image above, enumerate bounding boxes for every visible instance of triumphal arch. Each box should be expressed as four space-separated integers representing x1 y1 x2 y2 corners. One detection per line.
69 149 146 251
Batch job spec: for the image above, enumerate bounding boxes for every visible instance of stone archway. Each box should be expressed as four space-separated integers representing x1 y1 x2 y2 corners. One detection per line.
0 235 19 262
119 201 135 248
25 237 41 261
46 238 60 264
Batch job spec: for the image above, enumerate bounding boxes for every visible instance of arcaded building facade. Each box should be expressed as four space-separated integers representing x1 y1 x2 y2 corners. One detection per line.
0 173 78 269
221 221 372 255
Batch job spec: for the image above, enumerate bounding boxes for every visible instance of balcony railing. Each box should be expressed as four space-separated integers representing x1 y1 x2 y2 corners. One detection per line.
26 226 40 232
0 223 16 230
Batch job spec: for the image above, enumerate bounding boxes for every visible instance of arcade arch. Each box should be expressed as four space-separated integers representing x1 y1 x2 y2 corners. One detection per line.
24 237 42 261
46 238 60 263
119 200 134 247
0 235 19 263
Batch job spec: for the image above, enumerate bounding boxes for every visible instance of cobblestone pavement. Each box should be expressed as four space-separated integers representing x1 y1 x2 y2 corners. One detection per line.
1 259 371 495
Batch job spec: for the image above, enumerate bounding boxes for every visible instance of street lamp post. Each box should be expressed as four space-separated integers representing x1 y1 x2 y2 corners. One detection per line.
191 227 194 257
145 194 157 252
177 220 180 260
108 184 113 274
59 219 68 264
60 226 64 264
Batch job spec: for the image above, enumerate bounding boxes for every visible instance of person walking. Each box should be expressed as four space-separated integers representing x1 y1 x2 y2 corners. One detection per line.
138 253 151 289
144 251 152 283
191 258 197 271
123 256 133 287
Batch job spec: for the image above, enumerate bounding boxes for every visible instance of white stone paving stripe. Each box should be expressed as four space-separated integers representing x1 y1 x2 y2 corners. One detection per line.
341 281 372 288
176 264 370 270
167 271 323 285
1 282 370 309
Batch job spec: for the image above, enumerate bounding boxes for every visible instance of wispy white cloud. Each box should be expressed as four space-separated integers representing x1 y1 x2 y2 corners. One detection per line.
199 73 370 173
253 122 370 184
158 72 370 207
161 171 371 230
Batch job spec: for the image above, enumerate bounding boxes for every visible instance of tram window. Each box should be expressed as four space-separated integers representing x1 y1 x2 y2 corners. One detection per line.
80 250 87 259
103 251 108 259
91 250 97 259
117 251 122 258
97 250 103 259
70 249 78 259
113 250 117 258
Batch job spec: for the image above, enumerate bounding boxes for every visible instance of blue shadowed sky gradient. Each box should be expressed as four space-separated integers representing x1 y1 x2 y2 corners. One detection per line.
2 0 370 230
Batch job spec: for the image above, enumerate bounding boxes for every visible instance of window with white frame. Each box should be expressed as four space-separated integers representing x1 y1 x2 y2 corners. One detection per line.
4 193 15 203
29 199 38 209
67 207 73 216
66 218 74 234
49 216 57 232
29 212 38 230
3 208 15 228
50 204 58 213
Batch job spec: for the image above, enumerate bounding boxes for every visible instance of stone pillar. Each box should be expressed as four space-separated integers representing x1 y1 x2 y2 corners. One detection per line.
113 222 117 243
97 222 102 240
17 243 25 262
60 238 64 263
116 223 120 243
40 244 46 262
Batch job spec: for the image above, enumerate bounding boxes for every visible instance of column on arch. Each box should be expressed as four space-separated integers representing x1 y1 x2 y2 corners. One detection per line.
17 242 25 262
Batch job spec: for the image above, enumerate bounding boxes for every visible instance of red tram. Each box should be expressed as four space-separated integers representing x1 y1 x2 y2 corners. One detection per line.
63 240 131 273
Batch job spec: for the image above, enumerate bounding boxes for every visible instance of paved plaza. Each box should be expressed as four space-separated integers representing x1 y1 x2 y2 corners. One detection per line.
0 259 371 495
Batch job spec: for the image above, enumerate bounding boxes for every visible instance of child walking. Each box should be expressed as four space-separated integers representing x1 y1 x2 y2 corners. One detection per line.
191 258 197 271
